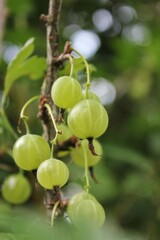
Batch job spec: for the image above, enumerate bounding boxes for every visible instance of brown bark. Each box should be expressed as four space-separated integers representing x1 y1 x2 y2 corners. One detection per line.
38 0 71 219
39 0 62 218
39 0 73 219
39 0 62 142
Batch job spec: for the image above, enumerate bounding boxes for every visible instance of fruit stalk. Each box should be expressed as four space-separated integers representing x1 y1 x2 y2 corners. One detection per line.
83 144 90 193
71 48 91 98
19 95 39 134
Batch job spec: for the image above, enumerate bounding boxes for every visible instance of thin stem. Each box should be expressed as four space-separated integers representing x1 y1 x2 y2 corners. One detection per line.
51 201 60 227
50 142 54 158
23 118 30 134
68 55 74 77
44 103 60 145
19 95 39 134
71 48 91 97
82 142 90 193
20 96 40 119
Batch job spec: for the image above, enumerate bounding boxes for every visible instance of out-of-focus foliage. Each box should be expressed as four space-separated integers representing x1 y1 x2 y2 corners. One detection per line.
0 0 160 239
3 37 46 103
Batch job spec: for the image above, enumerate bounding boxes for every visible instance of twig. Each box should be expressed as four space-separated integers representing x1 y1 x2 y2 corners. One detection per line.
39 0 62 142
38 0 64 218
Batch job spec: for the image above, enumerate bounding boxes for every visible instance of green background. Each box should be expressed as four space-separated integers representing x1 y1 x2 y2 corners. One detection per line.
0 0 160 239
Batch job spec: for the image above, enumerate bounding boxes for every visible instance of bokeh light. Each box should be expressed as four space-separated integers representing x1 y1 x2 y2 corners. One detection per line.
92 9 113 32
90 78 116 105
70 30 101 59
112 4 137 23
3 43 21 63
122 23 152 46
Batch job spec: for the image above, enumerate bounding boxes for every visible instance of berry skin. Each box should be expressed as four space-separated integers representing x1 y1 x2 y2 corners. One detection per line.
67 192 105 228
57 124 73 157
51 76 82 109
70 139 103 167
13 134 50 171
37 158 69 189
82 90 100 102
1 173 32 205
67 99 108 139
67 191 96 208
57 124 72 143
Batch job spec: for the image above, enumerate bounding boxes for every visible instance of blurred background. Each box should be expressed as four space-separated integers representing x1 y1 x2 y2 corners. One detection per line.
0 0 160 239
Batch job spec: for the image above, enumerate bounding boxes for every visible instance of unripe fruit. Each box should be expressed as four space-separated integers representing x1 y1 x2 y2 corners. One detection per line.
37 158 69 189
67 99 108 139
57 124 73 157
67 191 96 209
82 90 100 102
71 139 103 167
1 173 32 204
67 192 105 228
51 76 82 109
13 134 50 171
57 124 72 143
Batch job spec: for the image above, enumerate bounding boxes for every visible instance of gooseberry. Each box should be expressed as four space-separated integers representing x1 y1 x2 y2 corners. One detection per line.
1 173 32 205
51 76 82 109
57 124 73 157
70 139 103 167
67 192 105 228
13 134 50 171
82 89 100 102
37 158 69 189
67 99 108 139
57 124 72 143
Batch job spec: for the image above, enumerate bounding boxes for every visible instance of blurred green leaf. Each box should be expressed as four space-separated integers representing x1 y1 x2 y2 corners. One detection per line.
3 38 46 105
4 38 34 97
0 233 33 240
16 56 46 80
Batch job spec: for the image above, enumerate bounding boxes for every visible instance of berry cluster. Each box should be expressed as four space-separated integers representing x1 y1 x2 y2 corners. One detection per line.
1 48 109 229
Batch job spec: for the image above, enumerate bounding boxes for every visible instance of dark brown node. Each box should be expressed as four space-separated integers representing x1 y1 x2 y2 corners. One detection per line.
87 137 98 156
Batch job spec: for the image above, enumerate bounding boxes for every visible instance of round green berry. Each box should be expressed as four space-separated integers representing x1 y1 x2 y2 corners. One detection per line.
37 158 69 189
51 76 82 109
13 134 50 171
67 192 105 228
70 139 103 167
57 124 73 157
67 99 108 139
1 173 32 205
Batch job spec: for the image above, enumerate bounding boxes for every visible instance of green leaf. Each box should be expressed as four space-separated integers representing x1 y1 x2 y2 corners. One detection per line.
17 56 47 80
4 38 35 97
2 38 46 106
73 57 85 73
